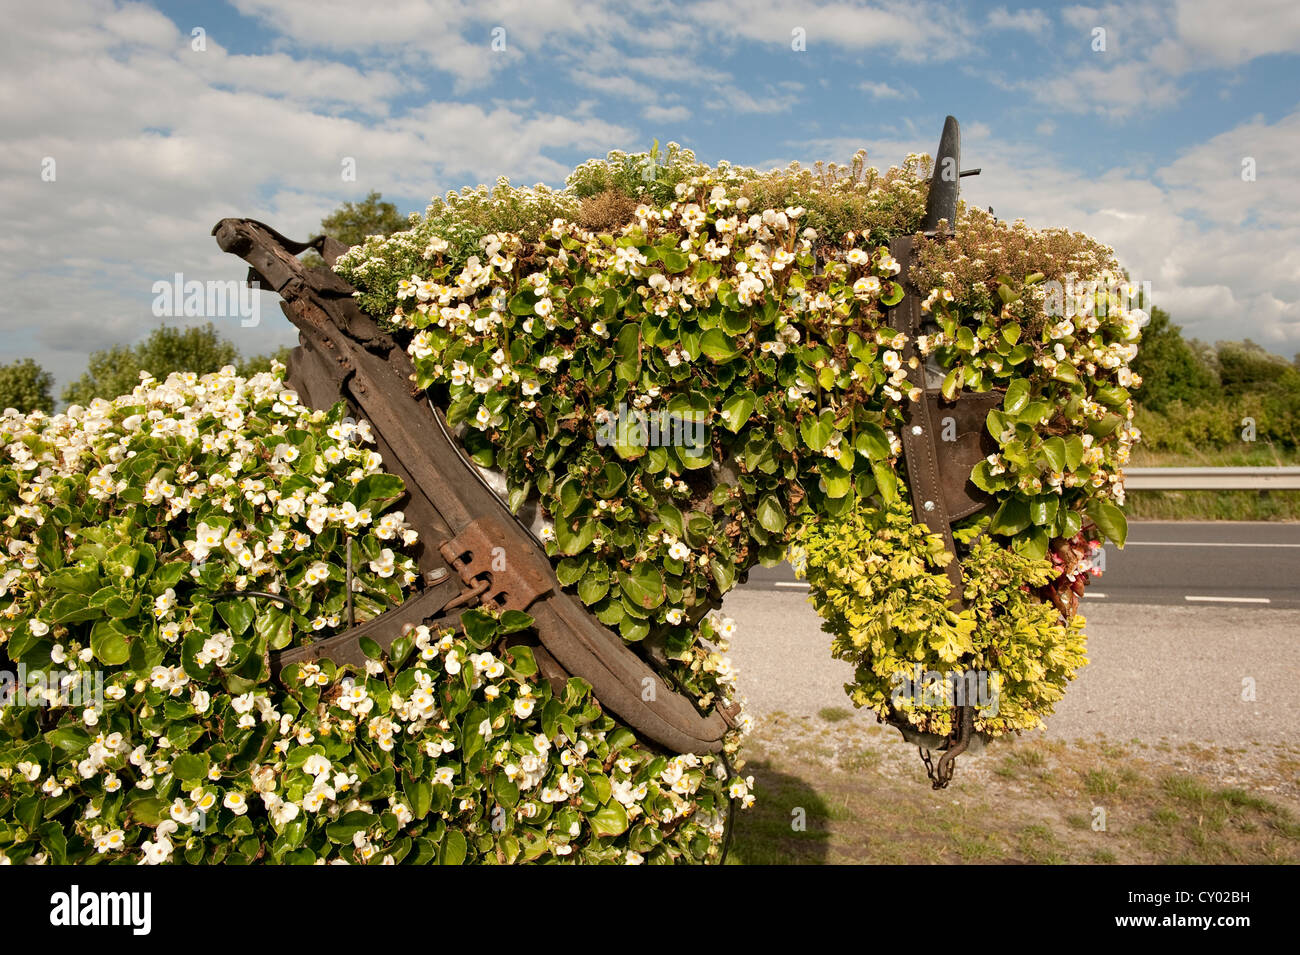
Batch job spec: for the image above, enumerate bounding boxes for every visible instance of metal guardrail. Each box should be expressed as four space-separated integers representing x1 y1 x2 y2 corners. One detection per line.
1123 467 1300 490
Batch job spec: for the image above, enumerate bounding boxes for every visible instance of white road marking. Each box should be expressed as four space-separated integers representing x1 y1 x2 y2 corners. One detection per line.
1124 541 1300 548
1084 592 1106 598
1184 595 1272 604
774 581 810 589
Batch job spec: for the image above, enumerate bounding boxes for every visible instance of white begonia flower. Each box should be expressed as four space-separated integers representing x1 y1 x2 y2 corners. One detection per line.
223 792 249 816
302 754 332 778
140 837 174 865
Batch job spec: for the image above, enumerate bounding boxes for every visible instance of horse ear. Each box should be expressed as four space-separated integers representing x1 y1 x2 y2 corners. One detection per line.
923 115 961 234
314 235 351 268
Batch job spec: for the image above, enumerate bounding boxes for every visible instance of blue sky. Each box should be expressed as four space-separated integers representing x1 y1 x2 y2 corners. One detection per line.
3 0 1299 393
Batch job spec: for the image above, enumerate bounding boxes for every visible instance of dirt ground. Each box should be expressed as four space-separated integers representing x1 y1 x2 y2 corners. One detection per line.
727 711 1300 865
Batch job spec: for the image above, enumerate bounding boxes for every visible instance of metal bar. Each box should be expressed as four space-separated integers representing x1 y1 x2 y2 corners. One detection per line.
1123 467 1300 490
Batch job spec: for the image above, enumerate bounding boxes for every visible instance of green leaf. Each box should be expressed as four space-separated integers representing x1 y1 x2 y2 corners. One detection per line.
720 390 757 432
558 477 582 517
577 575 608 605
1003 379 1031 416
89 619 131 666
254 607 293 652
821 462 853 499
619 564 664 610
756 493 787 533
657 248 689 273
990 497 1031 536
44 594 103 625
439 831 470 867
1029 496 1059 527
872 462 898 505
854 423 891 461
1052 363 1079 385
1095 384 1130 408
43 566 100 596
619 615 650 642
1017 400 1052 425
1087 499 1128 548
699 328 739 362
1063 436 1085 471
327 811 375 844
351 473 405 507
590 800 629 837
1040 437 1068 473
941 367 964 401
509 291 536 315
494 774 520 809
800 410 834 452
556 557 587 586
1013 526 1050 560
614 323 641 382
216 598 255 637
172 753 209 783
710 558 736 595
656 504 685 539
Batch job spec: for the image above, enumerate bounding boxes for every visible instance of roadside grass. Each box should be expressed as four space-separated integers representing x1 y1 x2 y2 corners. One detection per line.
727 715 1300 865
1125 445 1300 520
1125 490 1300 521
1130 446 1300 468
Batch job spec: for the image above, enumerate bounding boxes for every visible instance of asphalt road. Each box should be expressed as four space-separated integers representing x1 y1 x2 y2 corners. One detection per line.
719 592 1300 744
740 520 1300 610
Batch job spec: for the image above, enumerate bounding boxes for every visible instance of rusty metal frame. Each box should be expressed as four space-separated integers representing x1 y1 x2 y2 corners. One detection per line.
213 217 733 755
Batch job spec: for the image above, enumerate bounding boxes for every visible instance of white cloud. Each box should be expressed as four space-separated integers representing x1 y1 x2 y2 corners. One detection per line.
953 116 1300 349
1169 0 1300 69
570 69 657 103
1031 60 1183 117
987 6 1050 33
858 81 909 100
0 0 633 391
690 0 976 61
709 85 802 114
643 104 691 123
1041 0 1300 118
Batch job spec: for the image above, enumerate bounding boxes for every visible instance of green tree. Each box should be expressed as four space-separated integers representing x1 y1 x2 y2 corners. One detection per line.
62 324 283 406
1215 339 1296 397
302 190 408 268
236 346 293 378
302 191 408 267
0 358 55 414
1129 306 1219 411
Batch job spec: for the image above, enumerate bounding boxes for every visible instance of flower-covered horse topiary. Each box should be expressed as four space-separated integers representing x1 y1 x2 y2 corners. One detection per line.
0 118 1139 863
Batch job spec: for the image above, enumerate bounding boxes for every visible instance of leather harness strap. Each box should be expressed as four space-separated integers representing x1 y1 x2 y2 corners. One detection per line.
887 235 965 599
